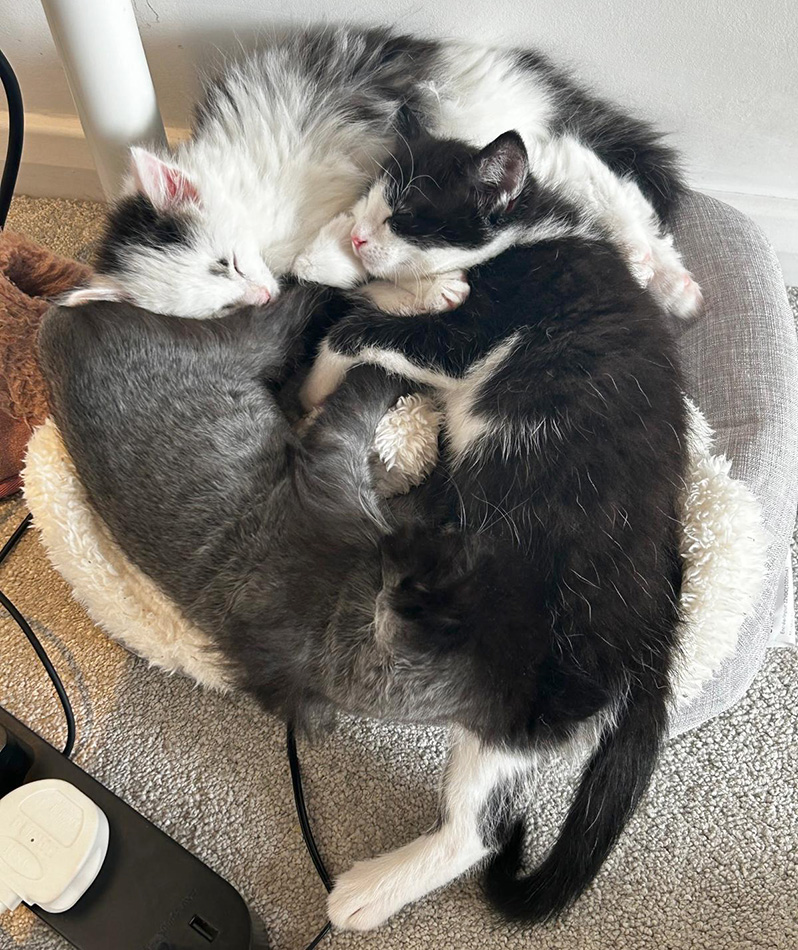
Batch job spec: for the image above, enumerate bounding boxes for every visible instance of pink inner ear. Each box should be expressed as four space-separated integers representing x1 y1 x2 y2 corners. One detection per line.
162 166 200 205
130 147 200 209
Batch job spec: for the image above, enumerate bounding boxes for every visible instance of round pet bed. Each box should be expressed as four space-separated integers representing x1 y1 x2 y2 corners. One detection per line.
22 192 797 737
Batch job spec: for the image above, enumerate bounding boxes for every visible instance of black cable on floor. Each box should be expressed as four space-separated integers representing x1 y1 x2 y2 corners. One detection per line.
0 511 33 564
287 725 333 891
302 921 333 950
0 514 76 758
287 724 334 949
0 47 24 230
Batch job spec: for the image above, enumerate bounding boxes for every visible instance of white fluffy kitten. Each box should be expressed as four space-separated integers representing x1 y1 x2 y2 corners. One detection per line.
64 26 690 318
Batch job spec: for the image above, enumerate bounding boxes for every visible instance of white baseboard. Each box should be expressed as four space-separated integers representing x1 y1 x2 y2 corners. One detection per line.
1 112 103 201
3 112 797 285
0 111 188 204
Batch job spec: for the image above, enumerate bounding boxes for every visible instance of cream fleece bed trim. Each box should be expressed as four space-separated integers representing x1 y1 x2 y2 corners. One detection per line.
22 399 767 716
23 419 233 693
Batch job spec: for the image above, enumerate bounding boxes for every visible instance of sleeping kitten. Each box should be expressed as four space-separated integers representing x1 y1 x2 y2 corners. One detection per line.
296 128 701 320
300 130 687 930
63 24 687 316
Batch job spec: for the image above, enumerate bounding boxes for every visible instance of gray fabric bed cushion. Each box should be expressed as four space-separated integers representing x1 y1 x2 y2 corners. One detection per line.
669 192 798 736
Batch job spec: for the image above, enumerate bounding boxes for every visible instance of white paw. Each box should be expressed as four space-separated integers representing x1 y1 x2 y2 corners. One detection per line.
293 212 367 288
362 271 471 315
661 270 704 319
328 859 407 931
299 345 353 410
650 263 704 319
359 280 420 315
373 394 441 496
417 271 470 312
647 235 704 319
626 243 656 287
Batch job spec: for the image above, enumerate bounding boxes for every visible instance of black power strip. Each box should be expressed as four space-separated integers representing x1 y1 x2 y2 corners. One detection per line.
0 706 269 949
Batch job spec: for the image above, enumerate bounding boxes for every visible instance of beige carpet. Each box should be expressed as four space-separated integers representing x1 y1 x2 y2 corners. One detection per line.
1 197 797 950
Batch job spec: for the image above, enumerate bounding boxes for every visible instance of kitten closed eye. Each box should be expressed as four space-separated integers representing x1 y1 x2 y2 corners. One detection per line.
210 258 229 276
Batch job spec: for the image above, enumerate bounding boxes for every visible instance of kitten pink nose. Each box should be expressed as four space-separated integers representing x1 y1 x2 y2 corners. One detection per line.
246 285 271 305
351 233 368 254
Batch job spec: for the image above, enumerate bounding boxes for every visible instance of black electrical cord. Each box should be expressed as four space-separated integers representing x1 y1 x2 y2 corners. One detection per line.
287 725 334 949
0 510 33 564
0 48 24 230
302 920 333 950
0 514 76 758
287 725 333 892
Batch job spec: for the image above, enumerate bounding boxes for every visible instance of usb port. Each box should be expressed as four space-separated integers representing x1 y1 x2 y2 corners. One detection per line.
189 915 218 942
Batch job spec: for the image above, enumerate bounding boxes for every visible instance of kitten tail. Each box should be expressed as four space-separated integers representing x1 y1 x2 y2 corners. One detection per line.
484 678 669 923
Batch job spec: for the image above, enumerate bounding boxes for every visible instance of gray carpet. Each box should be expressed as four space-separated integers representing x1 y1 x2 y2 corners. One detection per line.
1 197 797 950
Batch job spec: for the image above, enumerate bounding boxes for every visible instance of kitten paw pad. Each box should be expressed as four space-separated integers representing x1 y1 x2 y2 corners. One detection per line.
653 268 704 319
672 272 704 318
644 234 703 318
422 271 471 312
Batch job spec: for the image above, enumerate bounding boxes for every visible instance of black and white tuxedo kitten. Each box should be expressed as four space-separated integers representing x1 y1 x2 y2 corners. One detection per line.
64 24 692 316
297 125 701 320
300 131 687 929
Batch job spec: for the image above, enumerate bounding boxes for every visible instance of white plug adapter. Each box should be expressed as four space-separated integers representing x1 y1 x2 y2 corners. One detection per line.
0 779 108 914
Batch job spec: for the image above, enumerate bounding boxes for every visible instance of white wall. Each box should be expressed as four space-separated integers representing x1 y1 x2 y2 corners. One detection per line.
2 0 797 277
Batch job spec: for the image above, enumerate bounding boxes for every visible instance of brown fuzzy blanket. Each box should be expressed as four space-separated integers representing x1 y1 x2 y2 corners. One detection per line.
0 229 91 497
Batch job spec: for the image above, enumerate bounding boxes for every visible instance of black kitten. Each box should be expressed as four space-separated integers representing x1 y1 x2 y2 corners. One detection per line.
303 130 688 929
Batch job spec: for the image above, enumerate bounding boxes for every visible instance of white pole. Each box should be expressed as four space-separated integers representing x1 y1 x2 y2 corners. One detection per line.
40 0 167 199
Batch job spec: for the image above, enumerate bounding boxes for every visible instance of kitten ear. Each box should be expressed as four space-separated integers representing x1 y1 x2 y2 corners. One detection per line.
128 147 200 210
476 131 529 214
59 276 128 307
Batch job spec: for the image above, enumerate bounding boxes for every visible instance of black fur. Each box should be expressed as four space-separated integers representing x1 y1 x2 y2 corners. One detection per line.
323 131 687 921
515 48 686 220
486 673 668 922
96 193 194 275
380 130 574 256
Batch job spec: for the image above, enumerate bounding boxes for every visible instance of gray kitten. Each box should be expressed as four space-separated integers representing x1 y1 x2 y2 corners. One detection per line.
38 292 675 933
38 293 446 726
